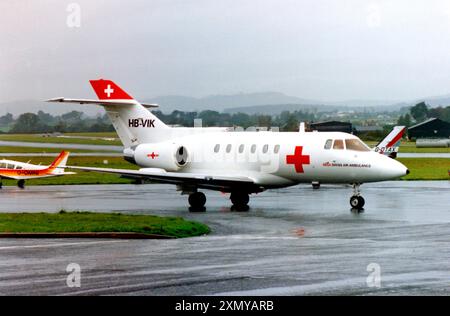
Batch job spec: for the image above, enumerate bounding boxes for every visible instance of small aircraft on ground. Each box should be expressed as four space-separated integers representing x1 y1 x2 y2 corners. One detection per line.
0 151 74 188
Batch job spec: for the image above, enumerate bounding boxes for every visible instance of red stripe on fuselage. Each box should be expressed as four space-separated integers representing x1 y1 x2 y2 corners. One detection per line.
0 168 49 177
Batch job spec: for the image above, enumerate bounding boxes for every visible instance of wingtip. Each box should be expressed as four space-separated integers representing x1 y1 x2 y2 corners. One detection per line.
46 97 65 102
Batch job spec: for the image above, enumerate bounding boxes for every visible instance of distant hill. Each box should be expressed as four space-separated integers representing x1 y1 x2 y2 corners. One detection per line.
144 92 319 113
2 91 450 117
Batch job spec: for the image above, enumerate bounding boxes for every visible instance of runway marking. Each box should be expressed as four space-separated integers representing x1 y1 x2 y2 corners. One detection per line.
0 240 128 251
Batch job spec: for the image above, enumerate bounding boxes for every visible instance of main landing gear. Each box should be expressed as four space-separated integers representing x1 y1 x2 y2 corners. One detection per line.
0 180 24 189
187 191 251 212
188 192 206 212
230 192 250 212
350 183 365 211
17 180 25 189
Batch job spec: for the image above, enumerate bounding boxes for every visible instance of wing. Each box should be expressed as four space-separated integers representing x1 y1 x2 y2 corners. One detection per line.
47 98 159 109
66 166 262 192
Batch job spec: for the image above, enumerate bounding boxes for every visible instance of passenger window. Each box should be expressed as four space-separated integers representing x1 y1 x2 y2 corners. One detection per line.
345 139 370 152
251 144 257 153
333 139 344 150
226 144 232 153
6 164 13 169
15 166 22 170
324 139 332 149
262 144 268 153
0 163 6 168
274 145 280 154
238 144 244 153
214 144 220 153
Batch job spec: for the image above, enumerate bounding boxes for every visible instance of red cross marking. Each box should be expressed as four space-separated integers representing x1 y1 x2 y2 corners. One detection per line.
147 152 159 159
286 146 310 173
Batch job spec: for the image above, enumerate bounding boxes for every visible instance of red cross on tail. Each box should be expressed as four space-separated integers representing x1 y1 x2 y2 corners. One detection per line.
286 146 310 173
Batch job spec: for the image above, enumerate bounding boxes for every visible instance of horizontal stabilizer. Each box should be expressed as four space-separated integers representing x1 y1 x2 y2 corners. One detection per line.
46 98 159 108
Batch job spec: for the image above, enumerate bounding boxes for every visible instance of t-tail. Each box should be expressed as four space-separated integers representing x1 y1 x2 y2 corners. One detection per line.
89 79 169 148
372 126 406 159
47 79 170 150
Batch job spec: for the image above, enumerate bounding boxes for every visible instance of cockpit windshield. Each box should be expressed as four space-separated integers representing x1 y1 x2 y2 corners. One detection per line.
345 139 370 152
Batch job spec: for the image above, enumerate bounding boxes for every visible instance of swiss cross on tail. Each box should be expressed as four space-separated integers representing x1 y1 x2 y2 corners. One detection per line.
89 79 133 100
286 146 310 173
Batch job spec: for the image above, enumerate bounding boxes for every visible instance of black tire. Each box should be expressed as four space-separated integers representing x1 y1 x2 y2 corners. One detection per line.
17 180 25 189
188 192 206 210
357 196 365 208
350 196 363 209
230 192 249 206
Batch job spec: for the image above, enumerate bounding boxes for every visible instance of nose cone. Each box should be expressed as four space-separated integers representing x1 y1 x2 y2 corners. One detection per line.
383 156 409 179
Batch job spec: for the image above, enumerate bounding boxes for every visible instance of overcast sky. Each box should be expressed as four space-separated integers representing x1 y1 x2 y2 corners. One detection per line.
2 0 450 103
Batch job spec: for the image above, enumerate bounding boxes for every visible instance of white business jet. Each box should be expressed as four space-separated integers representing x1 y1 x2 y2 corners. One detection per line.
48 80 409 211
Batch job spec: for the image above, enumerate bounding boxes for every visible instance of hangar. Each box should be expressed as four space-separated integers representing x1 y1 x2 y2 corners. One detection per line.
309 121 353 133
408 118 450 139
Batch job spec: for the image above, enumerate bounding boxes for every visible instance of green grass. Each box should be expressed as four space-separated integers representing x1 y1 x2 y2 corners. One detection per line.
0 212 210 238
63 132 118 138
0 134 121 146
399 158 450 180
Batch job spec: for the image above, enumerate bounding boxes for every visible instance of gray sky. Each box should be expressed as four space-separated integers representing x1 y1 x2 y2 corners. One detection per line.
2 0 450 103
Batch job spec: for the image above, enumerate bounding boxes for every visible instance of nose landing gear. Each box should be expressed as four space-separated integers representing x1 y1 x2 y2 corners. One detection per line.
350 183 365 211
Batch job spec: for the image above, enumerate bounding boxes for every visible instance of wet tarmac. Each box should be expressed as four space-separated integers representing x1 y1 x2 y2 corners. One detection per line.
0 181 449 295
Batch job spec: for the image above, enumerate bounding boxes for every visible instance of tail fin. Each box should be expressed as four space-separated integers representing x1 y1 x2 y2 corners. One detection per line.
89 79 134 100
47 79 170 148
48 151 70 171
88 79 169 148
373 126 406 159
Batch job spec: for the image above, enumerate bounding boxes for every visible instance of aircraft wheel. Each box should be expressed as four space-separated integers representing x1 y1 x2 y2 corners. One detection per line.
357 196 365 208
17 180 25 189
350 195 364 210
188 192 206 212
0 182 2 189
312 182 320 189
230 192 250 212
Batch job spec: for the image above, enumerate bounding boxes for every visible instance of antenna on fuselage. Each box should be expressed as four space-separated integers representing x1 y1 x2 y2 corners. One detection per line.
299 122 306 133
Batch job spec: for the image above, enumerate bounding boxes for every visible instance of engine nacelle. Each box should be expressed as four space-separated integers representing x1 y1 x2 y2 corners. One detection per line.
134 142 189 171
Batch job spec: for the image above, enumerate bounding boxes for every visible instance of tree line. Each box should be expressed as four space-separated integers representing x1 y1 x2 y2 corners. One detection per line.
397 102 450 126
0 111 114 133
0 109 317 133
1 103 448 134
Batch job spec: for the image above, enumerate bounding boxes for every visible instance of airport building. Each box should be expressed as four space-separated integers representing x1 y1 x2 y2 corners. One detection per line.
309 121 353 133
408 118 450 139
